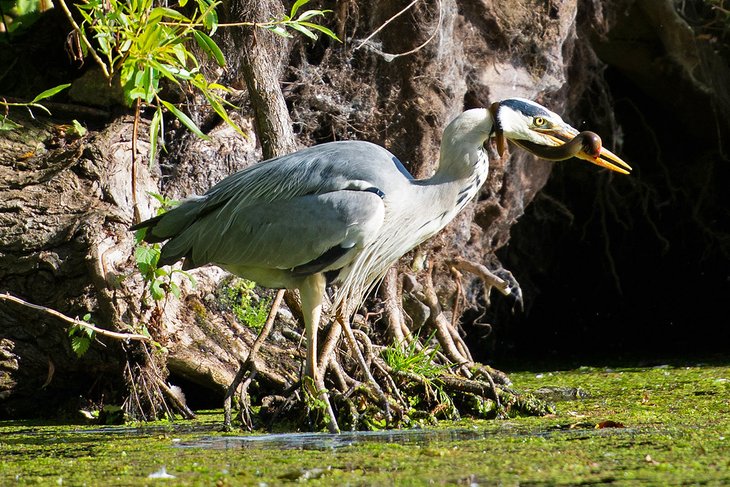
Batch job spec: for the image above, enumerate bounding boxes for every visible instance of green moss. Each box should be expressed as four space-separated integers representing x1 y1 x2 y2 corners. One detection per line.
2 365 729 485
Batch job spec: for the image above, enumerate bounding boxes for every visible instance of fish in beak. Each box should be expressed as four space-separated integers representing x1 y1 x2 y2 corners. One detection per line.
537 126 632 175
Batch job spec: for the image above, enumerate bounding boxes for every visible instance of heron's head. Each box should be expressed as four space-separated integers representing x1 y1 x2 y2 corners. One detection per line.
490 98 631 174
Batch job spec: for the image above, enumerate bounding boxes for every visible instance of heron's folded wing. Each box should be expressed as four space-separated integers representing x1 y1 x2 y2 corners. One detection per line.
159 189 385 271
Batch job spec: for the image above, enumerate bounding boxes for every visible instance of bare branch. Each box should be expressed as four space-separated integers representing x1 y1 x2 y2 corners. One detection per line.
0 293 152 343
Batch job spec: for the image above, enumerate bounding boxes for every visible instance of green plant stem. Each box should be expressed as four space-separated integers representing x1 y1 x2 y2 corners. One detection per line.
56 0 111 79
131 98 141 224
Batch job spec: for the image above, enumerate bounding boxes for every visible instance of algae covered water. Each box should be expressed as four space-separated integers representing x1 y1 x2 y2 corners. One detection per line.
2 363 729 485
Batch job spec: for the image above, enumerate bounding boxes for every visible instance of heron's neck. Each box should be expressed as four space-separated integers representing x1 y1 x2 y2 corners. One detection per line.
433 108 494 181
406 110 494 243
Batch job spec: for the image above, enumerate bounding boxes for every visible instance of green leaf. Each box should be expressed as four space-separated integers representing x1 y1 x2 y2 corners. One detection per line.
151 279 166 300
70 120 87 137
204 91 247 139
265 25 293 38
31 83 71 103
0 118 22 131
135 245 160 273
298 21 340 41
134 228 148 244
160 100 210 140
71 336 91 357
171 269 197 288
169 282 181 299
196 0 219 33
147 192 166 205
193 30 225 67
149 108 163 166
290 0 310 18
149 7 190 22
296 9 327 22
147 59 181 83
289 22 317 40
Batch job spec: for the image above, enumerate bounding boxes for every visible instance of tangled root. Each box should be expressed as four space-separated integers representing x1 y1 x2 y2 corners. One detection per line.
227 261 553 432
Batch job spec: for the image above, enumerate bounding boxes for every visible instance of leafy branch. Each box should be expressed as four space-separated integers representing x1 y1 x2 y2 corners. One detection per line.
134 193 196 303
56 0 338 164
0 83 71 130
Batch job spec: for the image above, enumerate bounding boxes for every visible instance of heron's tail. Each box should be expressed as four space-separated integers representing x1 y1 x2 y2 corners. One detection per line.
130 196 207 266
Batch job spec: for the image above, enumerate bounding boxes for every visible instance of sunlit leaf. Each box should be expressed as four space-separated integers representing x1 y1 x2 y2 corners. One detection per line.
298 21 340 41
290 0 310 18
169 282 181 298
161 100 210 140
71 336 91 357
204 90 247 139
265 25 293 38
193 30 225 66
135 245 160 274
31 83 71 103
151 279 166 300
149 108 163 166
289 22 317 40
296 9 328 22
148 59 180 83
149 7 190 22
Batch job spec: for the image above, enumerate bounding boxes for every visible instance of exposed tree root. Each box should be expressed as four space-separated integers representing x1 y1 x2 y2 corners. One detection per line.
227 263 553 433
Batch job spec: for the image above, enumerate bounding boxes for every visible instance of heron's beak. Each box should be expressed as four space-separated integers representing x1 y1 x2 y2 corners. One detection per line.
540 126 632 175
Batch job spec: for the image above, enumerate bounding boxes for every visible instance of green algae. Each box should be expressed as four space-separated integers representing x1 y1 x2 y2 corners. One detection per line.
2 363 729 485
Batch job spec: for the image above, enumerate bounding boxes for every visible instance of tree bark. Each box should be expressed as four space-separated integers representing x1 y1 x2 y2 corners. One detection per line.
222 0 297 158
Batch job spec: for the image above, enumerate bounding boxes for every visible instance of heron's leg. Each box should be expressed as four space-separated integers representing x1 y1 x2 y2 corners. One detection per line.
299 273 326 385
299 273 340 433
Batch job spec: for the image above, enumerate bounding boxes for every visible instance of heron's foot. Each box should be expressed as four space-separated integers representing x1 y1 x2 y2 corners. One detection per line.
491 267 523 311
302 376 340 433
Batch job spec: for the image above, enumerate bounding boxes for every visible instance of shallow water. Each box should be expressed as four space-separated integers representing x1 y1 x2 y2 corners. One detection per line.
3 364 729 485
175 428 486 450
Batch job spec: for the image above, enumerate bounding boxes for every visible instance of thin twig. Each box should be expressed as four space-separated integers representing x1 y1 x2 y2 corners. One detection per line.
354 0 443 62
0 293 152 343
131 98 141 224
354 0 419 51
223 288 284 429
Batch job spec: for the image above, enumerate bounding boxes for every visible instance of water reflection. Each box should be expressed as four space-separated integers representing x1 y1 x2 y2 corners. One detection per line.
176 428 485 450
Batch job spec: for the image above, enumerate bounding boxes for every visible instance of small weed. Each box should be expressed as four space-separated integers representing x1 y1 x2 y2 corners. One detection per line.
68 313 95 357
219 278 271 332
382 332 446 378
382 333 458 418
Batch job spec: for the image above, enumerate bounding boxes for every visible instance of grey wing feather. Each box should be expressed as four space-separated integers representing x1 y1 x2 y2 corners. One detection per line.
138 141 407 241
135 140 408 272
160 190 385 270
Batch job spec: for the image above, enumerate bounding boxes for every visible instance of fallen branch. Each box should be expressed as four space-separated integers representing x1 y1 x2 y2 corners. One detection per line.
0 292 152 343
224 288 285 429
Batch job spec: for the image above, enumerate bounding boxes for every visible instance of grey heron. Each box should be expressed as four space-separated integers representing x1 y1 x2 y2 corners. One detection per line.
131 98 630 395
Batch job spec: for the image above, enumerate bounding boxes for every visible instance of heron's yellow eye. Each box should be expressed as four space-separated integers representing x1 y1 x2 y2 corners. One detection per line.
533 117 546 127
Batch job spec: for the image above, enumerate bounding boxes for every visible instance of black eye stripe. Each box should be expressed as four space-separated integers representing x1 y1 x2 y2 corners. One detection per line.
499 99 552 119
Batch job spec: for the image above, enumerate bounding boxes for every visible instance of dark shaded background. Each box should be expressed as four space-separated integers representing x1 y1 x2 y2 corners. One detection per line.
488 3 730 368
